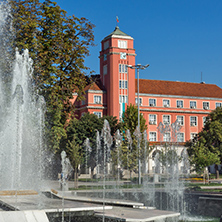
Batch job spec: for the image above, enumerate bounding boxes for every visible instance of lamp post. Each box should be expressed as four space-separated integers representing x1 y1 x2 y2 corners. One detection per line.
128 64 149 185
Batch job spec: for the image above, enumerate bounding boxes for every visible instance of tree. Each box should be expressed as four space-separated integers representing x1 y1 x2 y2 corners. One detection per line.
66 137 82 188
122 104 147 134
66 113 121 177
10 0 95 152
121 105 148 178
186 107 222 173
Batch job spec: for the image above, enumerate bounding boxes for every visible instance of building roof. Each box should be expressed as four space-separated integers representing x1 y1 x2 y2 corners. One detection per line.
103 26 133 40
84 81 105 92
136 79 222 98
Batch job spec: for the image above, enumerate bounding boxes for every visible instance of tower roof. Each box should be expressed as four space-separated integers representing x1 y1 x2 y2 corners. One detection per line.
103 26 133 41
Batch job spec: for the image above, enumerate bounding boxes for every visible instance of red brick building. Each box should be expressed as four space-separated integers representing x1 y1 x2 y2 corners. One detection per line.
72 26 222 144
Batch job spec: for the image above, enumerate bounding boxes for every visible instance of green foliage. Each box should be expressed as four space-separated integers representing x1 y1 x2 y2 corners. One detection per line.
122 104 147 134
66 113 121 173
66 137 83 170
186 107 222 172
10 0 95 152
120 105 149 174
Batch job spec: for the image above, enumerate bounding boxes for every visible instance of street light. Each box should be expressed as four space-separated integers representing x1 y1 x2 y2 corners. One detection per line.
127 64 149 185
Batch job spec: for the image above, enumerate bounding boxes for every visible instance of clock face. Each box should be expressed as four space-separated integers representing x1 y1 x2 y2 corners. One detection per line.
120 52 126 60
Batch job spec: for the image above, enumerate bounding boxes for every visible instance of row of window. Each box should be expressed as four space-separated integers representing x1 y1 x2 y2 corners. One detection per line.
119 95 128 103
90 95 221 113
119 80 128 89
136 98 222 110
149 132 197 142
149 114 207 127
104 40 128 50
119 64 128 73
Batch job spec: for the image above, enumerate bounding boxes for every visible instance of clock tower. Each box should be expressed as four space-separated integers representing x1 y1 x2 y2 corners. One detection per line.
100 26 136 119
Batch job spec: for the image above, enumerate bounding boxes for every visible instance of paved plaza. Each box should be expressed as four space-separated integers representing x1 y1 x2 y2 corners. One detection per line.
0 180 181 221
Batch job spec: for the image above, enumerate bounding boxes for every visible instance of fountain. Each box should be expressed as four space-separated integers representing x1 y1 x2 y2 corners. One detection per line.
0 46 47 191
0 1 219 221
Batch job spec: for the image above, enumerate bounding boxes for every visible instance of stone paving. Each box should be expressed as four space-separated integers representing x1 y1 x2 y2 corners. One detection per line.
95 207 180 222
0 180 181 221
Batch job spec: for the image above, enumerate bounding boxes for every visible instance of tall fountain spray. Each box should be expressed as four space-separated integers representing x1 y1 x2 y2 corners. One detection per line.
0 2 47 191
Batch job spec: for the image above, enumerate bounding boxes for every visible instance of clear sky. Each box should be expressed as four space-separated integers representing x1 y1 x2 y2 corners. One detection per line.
53 0 222 88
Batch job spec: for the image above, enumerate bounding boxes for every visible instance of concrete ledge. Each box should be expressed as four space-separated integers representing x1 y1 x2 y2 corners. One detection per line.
0 190 38 196
54 191 144 208
200 186 222 189
95 207 180 222
0 210 49 222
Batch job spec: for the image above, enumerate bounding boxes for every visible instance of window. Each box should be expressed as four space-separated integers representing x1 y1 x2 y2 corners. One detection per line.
149 98 156 106
118 40 127 49
125 81 128 89
119 80 128 89
119 64 128 73
120 95 128 103
190 101 196 109
203 102 209 110
177 133 184 142
177 116 184 125
125 64 128 73
149 114 157 125
216 102 222 108
104 54 107 61
94 95 101 104
119 80 121 89
163 133 171 142
177 100 183 108
149 132 157 141
163 99 170 107
163 115 170 125
94 112 102 118
191 133 197 140
125 96 128 103
135 98 142 105
104 41 109 50
190 116 197 126
103 65 107 75
203 116 207 126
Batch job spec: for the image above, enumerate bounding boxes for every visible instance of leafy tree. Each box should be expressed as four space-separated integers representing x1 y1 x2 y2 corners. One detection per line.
66 113 121 177
66 137 82 188
122 104 147 134
10 0 95 152
121 105 148 178
186 107 222 173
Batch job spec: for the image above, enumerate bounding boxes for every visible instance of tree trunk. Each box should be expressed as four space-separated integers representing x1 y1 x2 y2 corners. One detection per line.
216 170 219 179
74 169 78 188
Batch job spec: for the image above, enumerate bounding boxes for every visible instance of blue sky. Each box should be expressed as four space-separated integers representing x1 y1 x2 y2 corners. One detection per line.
53 0 222 88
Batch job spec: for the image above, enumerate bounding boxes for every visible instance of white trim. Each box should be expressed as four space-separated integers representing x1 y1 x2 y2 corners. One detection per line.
111 35 133 40
86 106 107 110
141 108 210 114
190 116 197 126
149 131 157 142
203 101 210 110
87 90 106 94
176 115 184 126
190 100 197 109
163 115 171 125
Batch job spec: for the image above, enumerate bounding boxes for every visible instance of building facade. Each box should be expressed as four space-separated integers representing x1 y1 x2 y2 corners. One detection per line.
72 26 222 145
